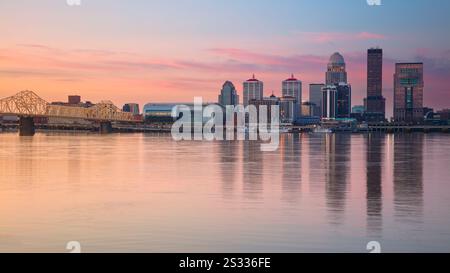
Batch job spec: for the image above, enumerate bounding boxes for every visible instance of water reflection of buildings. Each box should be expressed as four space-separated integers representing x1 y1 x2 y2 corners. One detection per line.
67 136 82 186
308 135 326 195
366 134 385 235
325 134 350 225
219 140 239 198
393 134 424 223
14 137 35 188
281 134 302 202
308 134 327 195
242 140 264 199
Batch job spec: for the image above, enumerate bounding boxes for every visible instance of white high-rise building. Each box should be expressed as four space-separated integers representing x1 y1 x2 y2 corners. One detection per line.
281 74 302 120
243 75 264 106
279 96 298 124
282 74 302 105
322 85 337 119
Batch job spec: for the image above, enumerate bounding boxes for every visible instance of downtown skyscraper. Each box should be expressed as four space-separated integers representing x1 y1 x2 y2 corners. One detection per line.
326 52 347 85
243 75 264 106
336 83 352 118
322 85 337 119
309 83 325 117
364 48 386 122
282 74 302 117
282 74 302 104
322 52 351 119
218 81 239 106
394 63 424 123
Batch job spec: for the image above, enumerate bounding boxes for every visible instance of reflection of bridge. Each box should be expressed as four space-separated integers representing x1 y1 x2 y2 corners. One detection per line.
0 91 140 136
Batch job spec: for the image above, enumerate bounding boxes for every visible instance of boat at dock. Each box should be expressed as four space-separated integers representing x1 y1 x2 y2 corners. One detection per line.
313 126 333 133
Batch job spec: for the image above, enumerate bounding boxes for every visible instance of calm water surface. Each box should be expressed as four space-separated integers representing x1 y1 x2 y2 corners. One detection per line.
1 132 450 252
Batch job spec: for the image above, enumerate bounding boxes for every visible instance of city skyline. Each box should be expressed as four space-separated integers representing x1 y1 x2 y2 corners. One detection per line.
1 0 449 118
1 1 450 256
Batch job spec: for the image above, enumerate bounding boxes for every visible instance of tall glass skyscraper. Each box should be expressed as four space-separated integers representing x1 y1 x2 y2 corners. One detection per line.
309 83 325 117
364 48 386 122
321 83 351 119
336 83 352 118
394 63 424 123
218 81 239 106
326 52 347 85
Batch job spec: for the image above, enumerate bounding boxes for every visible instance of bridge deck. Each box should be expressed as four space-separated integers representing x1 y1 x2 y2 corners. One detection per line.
0 90 141 122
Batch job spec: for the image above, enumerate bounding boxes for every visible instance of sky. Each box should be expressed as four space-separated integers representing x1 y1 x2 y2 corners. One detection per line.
1 0 450 117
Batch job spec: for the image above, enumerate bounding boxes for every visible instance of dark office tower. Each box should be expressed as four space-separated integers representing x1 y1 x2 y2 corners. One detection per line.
367 48 383 97
364 48 386 122
309 84 325 117
336 83 352 118
393 63 424 123
326 52 347 85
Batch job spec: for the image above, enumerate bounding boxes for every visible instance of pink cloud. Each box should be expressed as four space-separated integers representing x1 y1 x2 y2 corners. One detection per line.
356 32 387 40
1 44 449 115
0 45 183 79
208 48 327 71
298 32 387 44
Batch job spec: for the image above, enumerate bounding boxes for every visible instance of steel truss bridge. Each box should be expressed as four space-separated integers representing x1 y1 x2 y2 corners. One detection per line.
0 91 140 135
0 90 137 122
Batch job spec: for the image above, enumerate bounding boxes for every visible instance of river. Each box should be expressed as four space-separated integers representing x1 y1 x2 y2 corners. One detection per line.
1 132 449 252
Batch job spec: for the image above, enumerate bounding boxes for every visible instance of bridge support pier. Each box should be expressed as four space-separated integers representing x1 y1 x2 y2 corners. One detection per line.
19 117 35 136
99 122 113 134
